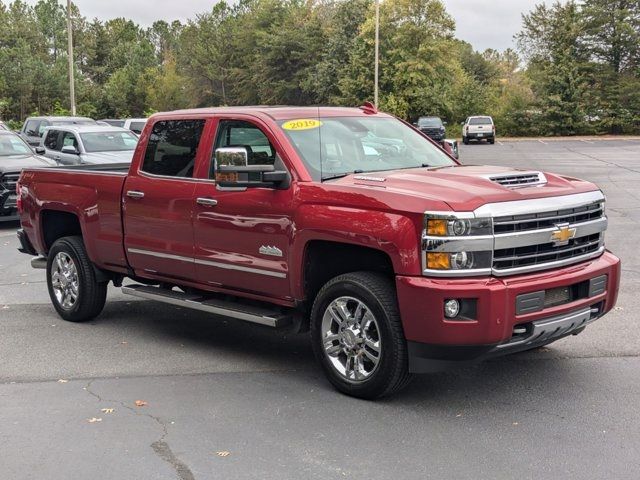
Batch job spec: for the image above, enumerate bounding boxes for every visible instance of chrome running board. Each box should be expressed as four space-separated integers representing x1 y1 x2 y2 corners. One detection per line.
122 284 292 328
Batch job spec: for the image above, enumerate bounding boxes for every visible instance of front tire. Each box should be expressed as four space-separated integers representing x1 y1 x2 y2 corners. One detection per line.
463 136 469 145
310 272 412 399
47 236 107 322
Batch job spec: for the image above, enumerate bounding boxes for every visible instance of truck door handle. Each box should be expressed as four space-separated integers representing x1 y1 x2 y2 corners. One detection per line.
126 190 145 199
196 197 218 207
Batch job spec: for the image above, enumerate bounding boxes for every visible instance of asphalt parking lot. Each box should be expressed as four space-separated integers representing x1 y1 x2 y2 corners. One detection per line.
1 138 639 480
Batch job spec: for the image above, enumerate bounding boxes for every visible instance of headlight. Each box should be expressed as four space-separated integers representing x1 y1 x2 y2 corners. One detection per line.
423 213 493 276
426 216 492 236
425 251 492 271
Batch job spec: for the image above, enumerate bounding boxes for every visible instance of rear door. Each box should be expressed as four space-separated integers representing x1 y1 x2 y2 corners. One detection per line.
123 118 207 283
192 117 294 300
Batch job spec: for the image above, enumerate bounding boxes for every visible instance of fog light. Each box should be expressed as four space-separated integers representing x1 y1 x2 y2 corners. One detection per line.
444 299 460 318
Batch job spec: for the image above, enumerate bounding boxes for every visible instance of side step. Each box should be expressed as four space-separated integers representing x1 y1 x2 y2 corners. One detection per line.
121 284 292 328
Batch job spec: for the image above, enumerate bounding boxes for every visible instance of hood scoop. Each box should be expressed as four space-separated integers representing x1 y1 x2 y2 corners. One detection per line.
488 171 547 188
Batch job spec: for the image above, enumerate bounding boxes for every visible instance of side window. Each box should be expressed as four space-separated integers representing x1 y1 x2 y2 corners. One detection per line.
141 119 205 178
24 120 41 136
212 120 275 179
44 130 61 150
61 132 78 150
129 121 146 134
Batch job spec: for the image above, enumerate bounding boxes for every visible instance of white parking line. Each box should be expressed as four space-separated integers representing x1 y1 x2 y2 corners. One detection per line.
538 139 547 144
580 139 594 144
498 141 504 146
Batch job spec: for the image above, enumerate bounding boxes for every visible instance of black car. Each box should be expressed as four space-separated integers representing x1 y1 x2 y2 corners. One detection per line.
0 131 55 220
414 116 447 143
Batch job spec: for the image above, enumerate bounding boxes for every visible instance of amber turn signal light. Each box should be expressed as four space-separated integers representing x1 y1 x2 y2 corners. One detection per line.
427 219 448 236
426 252 451 270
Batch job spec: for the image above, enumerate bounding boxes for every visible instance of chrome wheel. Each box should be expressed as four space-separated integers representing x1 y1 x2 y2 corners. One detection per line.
321 296 381 383
50 252 79 310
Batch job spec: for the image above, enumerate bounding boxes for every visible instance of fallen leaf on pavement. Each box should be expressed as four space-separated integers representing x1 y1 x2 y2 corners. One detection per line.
135 400 147 407
87 418 102 423
101 408 114 414
216 451 230 457
57 379 68 383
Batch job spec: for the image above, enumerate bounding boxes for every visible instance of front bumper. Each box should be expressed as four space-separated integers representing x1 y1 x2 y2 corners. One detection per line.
0 189 18 220
396 251 621 372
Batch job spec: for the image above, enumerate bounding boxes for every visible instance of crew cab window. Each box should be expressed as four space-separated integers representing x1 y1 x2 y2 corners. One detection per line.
44 130 61 150
141 120 205 178
213 120 275 168
61 132 79 150
129 121 146 134
24 120 42 136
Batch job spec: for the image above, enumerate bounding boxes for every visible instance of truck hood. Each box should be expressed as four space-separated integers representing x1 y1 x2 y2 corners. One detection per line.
81 151 134 164
330 164 598 212
0 154 56 172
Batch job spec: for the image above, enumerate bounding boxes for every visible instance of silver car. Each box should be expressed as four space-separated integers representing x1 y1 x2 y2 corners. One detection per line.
40 125 138 165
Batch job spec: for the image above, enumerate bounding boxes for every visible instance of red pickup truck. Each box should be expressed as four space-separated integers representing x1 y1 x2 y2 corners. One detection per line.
16 105 621 398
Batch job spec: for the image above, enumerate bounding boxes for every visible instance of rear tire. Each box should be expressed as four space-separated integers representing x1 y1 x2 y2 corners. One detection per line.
47 236 107 322
463 137 469 145
489 138 495 144
310 272 412 399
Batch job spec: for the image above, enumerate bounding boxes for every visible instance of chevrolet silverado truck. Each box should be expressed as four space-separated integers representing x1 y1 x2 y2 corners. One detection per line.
16 104 621 399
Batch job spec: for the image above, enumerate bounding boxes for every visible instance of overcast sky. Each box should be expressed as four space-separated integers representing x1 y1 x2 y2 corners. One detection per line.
25 0 540 52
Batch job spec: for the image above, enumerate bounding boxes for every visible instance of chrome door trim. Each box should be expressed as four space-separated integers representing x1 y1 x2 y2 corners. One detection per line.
127 248 287 278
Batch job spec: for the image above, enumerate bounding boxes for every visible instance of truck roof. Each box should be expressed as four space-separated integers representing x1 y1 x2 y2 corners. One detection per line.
154 106 394 121
41 125 134 134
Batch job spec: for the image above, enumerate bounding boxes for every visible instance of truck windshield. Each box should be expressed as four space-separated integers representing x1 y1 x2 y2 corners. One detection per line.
0 135 31 156
418 117 442 127
80 132 138 152
278 117 455 181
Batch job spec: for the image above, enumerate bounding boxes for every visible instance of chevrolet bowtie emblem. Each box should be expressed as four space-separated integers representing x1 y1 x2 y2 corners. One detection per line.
550 223 576 246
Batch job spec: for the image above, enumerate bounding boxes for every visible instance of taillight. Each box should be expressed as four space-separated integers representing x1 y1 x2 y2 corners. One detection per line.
16 180 22 213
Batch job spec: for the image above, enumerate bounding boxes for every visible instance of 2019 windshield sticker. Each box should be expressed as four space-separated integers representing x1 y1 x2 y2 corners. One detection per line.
281 119 323 131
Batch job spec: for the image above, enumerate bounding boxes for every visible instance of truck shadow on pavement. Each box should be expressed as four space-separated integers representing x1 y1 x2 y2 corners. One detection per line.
91 299 591 408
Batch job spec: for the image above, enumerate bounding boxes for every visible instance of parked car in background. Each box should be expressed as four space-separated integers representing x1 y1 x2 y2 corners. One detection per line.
19 116 97 146
40 125 138 165
414 116 447 144
0 131 55 221
100 118 148 135
462 116 495 144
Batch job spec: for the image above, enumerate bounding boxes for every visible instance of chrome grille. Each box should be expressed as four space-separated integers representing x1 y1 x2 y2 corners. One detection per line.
1 172 20 191
493 201 604 234
489 172 546 188
493 233 602 271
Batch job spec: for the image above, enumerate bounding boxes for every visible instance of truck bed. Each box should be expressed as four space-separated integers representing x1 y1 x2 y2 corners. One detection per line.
19 165 129 273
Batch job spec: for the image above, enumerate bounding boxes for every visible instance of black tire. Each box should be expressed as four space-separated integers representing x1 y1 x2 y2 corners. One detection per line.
310 272 412 399
463 137 469 145
46 236 107 322
489 138 495 144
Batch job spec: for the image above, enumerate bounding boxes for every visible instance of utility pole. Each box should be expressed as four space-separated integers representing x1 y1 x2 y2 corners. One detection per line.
66 0 76 115
374 0 380 108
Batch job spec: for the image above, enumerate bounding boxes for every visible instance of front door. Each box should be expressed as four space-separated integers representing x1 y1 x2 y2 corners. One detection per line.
192 118 294 301
123 118 207 283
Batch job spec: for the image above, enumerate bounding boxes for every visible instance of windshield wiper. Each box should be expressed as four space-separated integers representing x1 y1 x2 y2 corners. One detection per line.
321 170 364 182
